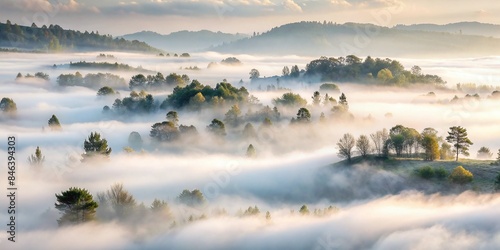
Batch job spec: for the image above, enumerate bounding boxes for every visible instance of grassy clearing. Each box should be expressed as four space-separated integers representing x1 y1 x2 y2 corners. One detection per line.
330 156 500 193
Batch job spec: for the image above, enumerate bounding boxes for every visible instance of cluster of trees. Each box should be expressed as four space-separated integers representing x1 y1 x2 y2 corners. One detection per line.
415 165 474 185
161 80 249 109
67 61 149 72
105 90 156 115
57 72 126 89
0 97 17 114
150 111 198 142
337 126 474 162
220 57 242 66
16 72 49 81
304 55 445 85
0 21 160 52
129 73 190 90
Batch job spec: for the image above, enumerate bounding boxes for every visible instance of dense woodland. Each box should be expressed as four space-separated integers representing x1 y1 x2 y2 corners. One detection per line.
0 20 161 53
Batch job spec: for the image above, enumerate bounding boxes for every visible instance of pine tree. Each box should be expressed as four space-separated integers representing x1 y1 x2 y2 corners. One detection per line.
82 132 112 162
28 146 45 170
446 126 473 161
55 187 98 226
48 114 62 131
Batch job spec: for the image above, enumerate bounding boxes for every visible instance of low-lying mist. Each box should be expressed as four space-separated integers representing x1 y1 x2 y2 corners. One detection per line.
1 52 500 249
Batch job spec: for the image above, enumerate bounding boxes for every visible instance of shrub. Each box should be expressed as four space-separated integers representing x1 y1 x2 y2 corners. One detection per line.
449 166 473 184
434 167 448 180
416 166 434 179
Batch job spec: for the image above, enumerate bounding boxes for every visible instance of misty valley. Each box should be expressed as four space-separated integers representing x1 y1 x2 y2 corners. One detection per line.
1 17 500 250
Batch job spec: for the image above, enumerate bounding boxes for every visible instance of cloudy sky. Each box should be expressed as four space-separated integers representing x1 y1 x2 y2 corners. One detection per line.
1 0 499 36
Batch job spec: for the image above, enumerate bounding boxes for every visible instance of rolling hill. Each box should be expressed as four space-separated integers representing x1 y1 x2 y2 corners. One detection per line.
210 21 500 58
395 22 500 38
121 30 248 53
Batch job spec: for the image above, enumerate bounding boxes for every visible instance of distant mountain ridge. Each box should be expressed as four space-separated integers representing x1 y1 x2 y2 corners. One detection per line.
210 21 500 58
0 21 161 53
121 30 248 53
394 22 500 38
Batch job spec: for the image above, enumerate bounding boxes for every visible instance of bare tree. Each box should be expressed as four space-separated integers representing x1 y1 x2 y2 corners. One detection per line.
356 135 371 157
370 128 389 156
337 133 355 161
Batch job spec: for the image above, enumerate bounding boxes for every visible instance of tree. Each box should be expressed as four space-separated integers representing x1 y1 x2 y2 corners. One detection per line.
371 129 389 156
97 86 115 96
128 131 143 149
337 133 355 161
55 187 98 226
48 114 62 131
82 132 112 161
166 111 179 126
290 65 300 78
105 183 136 218
189 92 206 110
282 66 290 77
356 135 371 157
446 126 473 161
496 149 500 165
207 119 226 137
28 146 45 170
312 91 321 106
477 147 493 159
421 135 440 161
224 104 241 127
299 205 310 215
440 142 453 160
272 92 307 107
150 199 171 217
249 69 260 80
295 108 311 123
0 97 17 113
377 68 393 83
266 211 271 221
242 123 257 139
246 144 256 158
150 121 179 142
449 166 473 184
389 125 407 157
177 189 206 207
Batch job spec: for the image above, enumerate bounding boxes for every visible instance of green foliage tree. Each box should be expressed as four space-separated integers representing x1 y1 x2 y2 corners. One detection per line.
449 166 473 184
312 91 322 106
242 123 257 139
224 104 241 127
299 205 310 215
48 114 62 131
128 131 143 149
55 187 98 226
272 92 307 107
249 69 260 80
82 132 112 161
0 97 17 114
446 126 473 161
189 92 206 111
356 135 371 157
166 110 179 126
207 119 226 137
319 83 340 92
28 146 45 170
246 144 256 158
97 86 115 96
178 189 206 207
389 125 407 157
477 147 493 159
243 206 260 216
290 65 300 78
421 135 440 161
337 133 355 161
150 121 179 142
295 107 311 123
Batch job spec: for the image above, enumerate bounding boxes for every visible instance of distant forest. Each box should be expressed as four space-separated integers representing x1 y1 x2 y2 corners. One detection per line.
0 20 161 53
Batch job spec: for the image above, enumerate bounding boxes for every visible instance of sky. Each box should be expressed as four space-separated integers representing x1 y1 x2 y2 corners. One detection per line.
1 0 499 36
